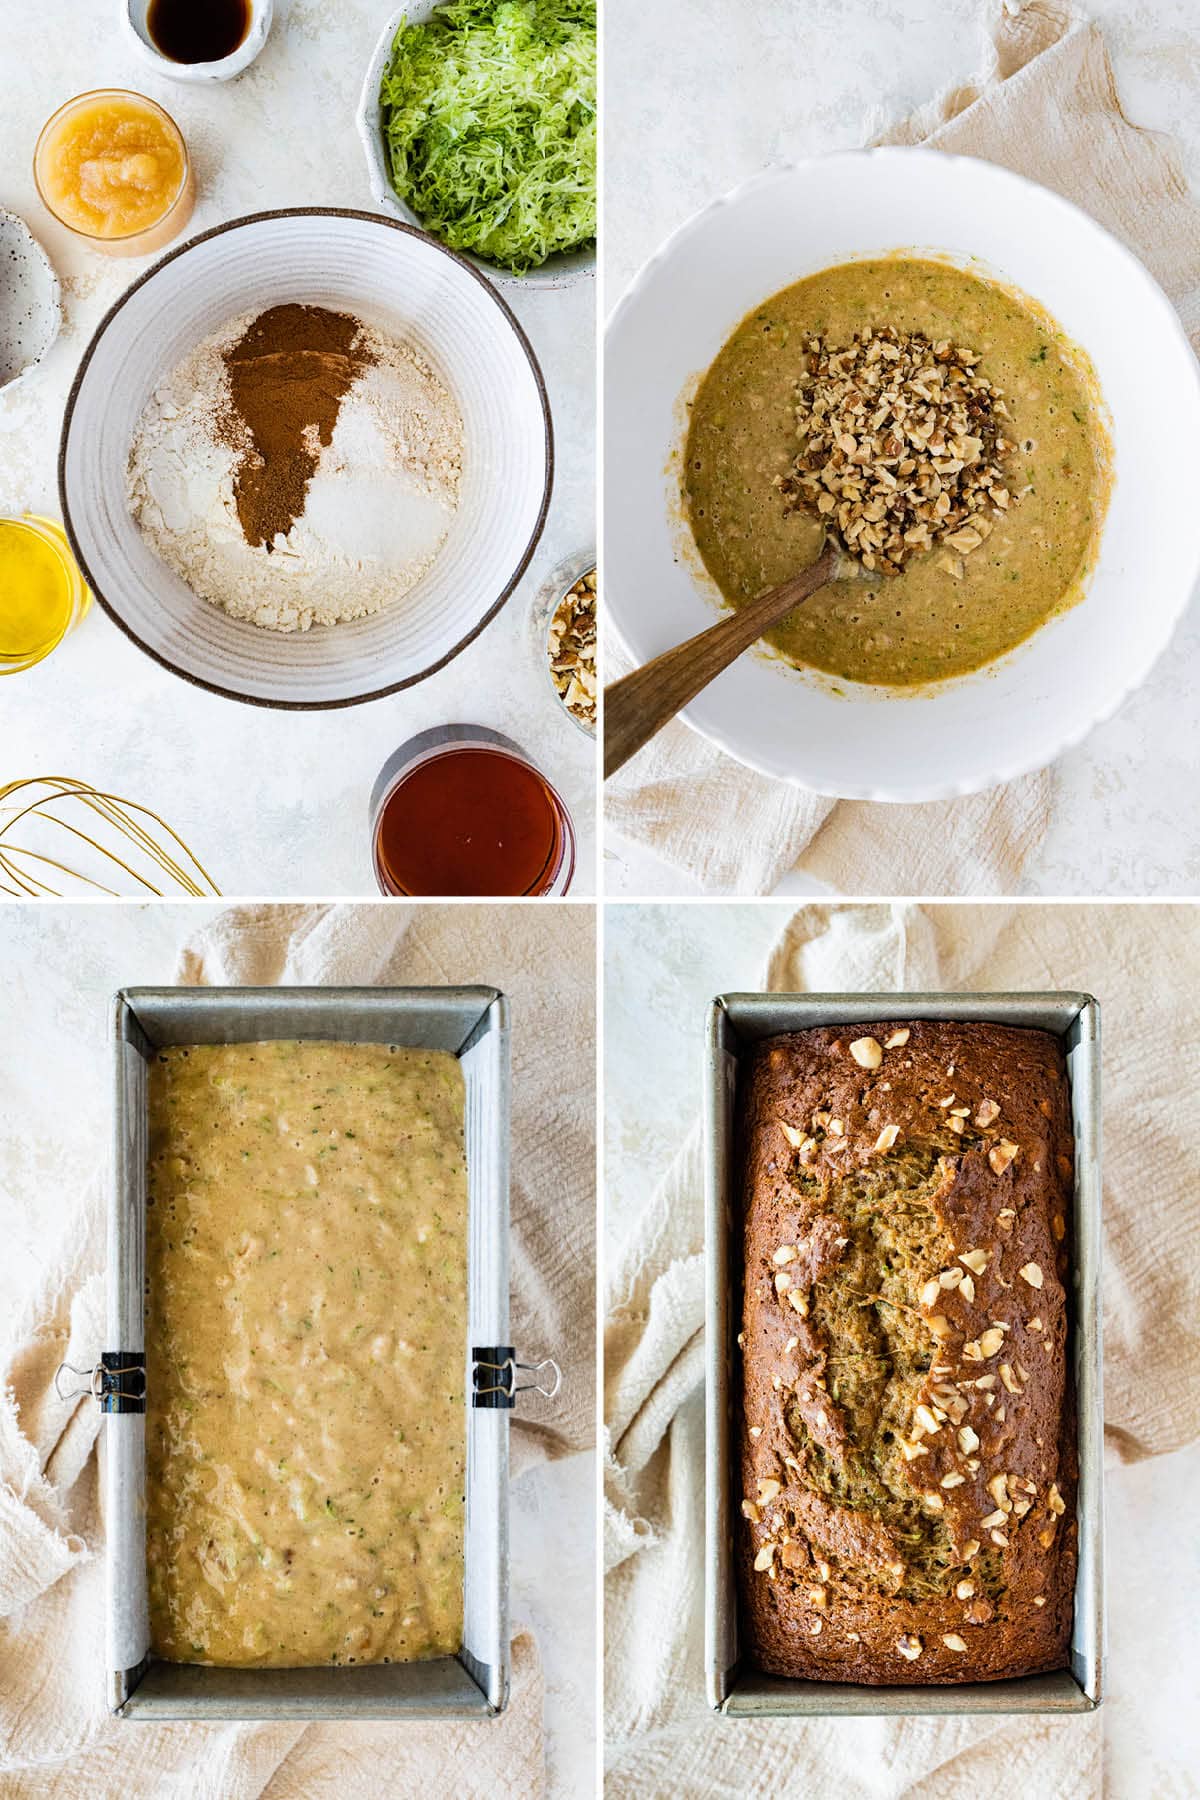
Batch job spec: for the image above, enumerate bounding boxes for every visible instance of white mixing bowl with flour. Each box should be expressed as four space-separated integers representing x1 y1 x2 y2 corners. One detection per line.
60 209 552 707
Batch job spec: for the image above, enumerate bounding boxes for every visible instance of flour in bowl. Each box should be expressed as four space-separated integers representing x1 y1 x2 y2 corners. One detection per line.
126 305 463 632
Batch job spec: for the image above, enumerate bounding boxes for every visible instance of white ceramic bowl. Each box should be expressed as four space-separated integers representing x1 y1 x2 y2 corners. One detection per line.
121 0 273 82
605 150 1200 801
59 209 552 709
358 4 595 292
0 210 60 391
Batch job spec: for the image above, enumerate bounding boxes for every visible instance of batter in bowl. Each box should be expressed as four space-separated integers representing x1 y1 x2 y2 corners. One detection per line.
684 256 1111 686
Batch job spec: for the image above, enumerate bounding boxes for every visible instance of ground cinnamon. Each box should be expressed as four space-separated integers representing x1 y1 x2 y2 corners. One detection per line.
220 304 374 549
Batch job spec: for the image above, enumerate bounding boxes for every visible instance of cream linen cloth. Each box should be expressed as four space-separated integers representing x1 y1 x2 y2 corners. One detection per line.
0 902 594 1800
605 902 1200 1798
606 1 1200 895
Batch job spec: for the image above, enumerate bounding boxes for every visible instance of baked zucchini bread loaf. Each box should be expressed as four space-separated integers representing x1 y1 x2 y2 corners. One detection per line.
738 1021 1076 1685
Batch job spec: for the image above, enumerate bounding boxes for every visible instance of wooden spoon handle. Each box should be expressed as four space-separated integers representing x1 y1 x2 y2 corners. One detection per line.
603 542 836 779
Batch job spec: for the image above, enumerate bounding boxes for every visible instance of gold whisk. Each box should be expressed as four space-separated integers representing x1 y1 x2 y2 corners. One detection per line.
0 777 221 897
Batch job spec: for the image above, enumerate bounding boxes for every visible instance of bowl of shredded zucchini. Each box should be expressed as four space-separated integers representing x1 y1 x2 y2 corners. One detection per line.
358 0 596 288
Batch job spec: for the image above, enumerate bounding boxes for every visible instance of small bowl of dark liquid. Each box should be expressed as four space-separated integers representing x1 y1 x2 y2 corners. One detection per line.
125 0 272 82
371 725 576 897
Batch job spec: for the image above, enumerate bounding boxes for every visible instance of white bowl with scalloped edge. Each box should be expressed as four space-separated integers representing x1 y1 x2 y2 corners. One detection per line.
605 150 1200 801
59 208 552 709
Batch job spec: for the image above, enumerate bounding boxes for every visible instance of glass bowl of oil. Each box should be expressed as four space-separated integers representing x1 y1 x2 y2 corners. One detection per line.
0 516 91 675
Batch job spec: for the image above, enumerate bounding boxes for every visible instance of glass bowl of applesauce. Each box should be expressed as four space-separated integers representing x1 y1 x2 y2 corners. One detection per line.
34 90 195 257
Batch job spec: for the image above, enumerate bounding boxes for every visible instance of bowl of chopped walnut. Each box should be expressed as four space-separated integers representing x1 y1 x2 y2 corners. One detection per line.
530 550 597 735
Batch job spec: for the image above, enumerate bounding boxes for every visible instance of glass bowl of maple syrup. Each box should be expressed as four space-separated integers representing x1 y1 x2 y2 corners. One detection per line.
370 725 576 897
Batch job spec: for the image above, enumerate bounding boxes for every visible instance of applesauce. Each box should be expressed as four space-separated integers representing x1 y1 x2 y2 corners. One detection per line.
34 90 194 255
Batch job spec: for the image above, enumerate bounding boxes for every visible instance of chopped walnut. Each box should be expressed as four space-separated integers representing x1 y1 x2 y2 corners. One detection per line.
546 568 596 729
986 1473 1011 1512
776 327 1016 576
988 1139 1020 1175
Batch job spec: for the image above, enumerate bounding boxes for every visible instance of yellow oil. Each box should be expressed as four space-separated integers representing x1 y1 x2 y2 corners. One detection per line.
0 518 88 668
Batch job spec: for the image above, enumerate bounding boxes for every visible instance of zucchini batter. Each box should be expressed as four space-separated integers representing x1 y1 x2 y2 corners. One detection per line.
684 256 1110 686
145 1040 467 1669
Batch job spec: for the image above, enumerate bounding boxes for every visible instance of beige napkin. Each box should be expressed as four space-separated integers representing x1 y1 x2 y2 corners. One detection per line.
605 1 1200 895
605 901 1200 1796
0 902 594 1799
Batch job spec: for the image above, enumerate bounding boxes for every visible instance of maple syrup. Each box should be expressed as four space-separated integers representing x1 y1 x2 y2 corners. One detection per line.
147 0 250 64
371 727 576 897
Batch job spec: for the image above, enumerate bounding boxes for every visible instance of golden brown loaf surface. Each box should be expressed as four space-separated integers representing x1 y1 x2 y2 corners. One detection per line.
738 1021 1077 1685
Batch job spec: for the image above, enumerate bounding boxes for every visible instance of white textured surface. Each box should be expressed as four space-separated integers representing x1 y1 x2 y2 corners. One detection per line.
604 901 1200 1796
0 0 595 894
603 0 1200 896
0 903 595 1799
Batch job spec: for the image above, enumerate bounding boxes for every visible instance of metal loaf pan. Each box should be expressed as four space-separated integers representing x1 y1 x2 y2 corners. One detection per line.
704 992 1103 1718
104 985 512 1721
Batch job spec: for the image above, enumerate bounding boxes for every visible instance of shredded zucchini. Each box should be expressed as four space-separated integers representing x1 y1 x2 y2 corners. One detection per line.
380 0 596 275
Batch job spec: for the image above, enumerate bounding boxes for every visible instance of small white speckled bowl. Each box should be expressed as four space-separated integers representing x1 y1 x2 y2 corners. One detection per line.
0 211 61 392
59 208 553 709
122 0 273 82
358 3 595 292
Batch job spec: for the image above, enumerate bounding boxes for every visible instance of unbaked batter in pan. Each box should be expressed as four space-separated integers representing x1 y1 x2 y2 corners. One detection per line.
145 1040 467 1669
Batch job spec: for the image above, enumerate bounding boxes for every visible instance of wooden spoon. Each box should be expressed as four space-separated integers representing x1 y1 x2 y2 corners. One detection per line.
604 539 843 779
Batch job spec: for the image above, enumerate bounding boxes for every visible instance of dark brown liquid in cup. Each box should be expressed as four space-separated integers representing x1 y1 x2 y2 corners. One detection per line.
147 0 250 64
375 747 566 897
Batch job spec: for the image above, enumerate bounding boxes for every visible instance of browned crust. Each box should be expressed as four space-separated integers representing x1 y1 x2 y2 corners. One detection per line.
737 1021 1077 1685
